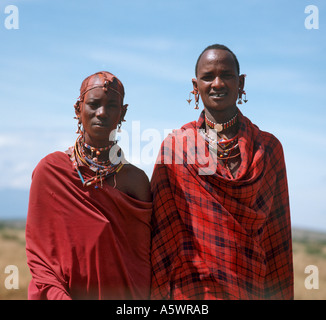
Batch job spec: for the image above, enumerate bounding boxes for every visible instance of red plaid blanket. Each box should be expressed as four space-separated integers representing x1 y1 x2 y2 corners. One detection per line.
150 109 293 300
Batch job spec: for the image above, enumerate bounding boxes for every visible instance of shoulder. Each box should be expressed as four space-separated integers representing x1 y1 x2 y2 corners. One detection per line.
260 130 284 155
163 120 197 140
180 120 197 131
122 163 149 182
118 163 152 202
242 113 286 164
243 114 284 156
255 129 286 171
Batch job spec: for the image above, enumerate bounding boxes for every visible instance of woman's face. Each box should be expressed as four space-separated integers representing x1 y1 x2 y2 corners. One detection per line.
193 49 244 113
77 76 124 147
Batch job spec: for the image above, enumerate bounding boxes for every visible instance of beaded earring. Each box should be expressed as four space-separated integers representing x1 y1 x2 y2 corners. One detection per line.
237 89 248 104
73 100 83 134
187 88 199 109
74 117 83 134
117 106 127 133
238 74 248 104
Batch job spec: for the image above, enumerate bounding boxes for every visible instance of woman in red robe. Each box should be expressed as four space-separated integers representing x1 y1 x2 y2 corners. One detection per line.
26 71 152 300
150 45 294 300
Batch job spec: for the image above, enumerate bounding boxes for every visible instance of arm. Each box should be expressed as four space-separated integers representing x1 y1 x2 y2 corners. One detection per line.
150 162 180 300
26 156 71 300
118 164 152 202
28 279 71 300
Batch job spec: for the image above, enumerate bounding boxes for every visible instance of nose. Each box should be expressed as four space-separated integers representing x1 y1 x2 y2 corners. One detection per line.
212 76 225 89
96 105 108 118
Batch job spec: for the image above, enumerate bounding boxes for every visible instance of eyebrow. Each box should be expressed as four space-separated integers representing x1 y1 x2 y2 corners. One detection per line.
85 97 121 106
199 71 216 77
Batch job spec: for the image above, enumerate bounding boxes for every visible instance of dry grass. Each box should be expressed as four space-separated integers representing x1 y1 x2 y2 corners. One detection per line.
0 222 30 300
292 228 326 300
0 221 325 300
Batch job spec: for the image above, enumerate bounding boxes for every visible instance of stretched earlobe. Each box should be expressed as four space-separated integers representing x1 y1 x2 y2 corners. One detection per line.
192 78 198 90
74 100 81 113
239 74 246 90
187 78 200 109
121 104 128 121
117 104 128 132
187 87 200 109
237 74 248 104
74 116 83 134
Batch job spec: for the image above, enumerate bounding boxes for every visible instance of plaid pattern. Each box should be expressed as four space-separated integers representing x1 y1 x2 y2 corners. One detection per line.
150 110 293 300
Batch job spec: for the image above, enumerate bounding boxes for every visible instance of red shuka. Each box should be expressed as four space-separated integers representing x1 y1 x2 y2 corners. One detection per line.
26 151 151 300
150 110 293 300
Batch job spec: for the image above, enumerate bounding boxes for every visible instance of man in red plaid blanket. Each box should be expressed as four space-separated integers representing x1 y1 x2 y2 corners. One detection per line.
150 44 293 300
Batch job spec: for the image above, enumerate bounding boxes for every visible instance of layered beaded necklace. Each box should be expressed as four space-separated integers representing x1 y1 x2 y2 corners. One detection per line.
202 130 240 160
71 135 124 189
201 112 241 175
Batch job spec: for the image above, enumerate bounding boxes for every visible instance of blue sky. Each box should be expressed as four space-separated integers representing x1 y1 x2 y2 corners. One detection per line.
0 0 325 231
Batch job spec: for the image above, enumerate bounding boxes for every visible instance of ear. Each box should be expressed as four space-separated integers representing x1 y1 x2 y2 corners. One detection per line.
192 78 198 91
239 74 246 92
120 104 128 122
74 101 82 122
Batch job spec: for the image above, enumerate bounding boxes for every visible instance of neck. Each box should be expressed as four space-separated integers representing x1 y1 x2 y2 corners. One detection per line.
78 135 116 163
83 146 112 163
83 131 117 150
204 106 239 138
205 105 238 123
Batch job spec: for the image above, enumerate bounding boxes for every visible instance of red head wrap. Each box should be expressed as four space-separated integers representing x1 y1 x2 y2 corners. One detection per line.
74 71 127 112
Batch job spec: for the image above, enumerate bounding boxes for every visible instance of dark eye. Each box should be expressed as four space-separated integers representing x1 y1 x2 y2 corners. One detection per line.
88 102 98 109
107 103 119 109
201 75 214 81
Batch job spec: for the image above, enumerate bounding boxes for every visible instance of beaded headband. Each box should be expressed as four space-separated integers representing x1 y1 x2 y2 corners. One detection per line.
74 71 127 111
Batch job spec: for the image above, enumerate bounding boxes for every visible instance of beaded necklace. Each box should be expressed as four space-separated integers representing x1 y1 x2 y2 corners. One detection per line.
202 131 240 159
71 135 124 189
205 112 238 132
83 142 111 163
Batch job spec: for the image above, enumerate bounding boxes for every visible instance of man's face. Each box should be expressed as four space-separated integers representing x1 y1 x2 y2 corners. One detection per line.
193 49 244 112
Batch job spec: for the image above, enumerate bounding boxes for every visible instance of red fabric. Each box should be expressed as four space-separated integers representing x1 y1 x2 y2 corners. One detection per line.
150 109 293 300
26 151 151 300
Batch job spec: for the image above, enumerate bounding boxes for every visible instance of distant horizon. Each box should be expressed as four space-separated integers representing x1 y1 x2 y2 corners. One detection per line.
1 217 326 236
